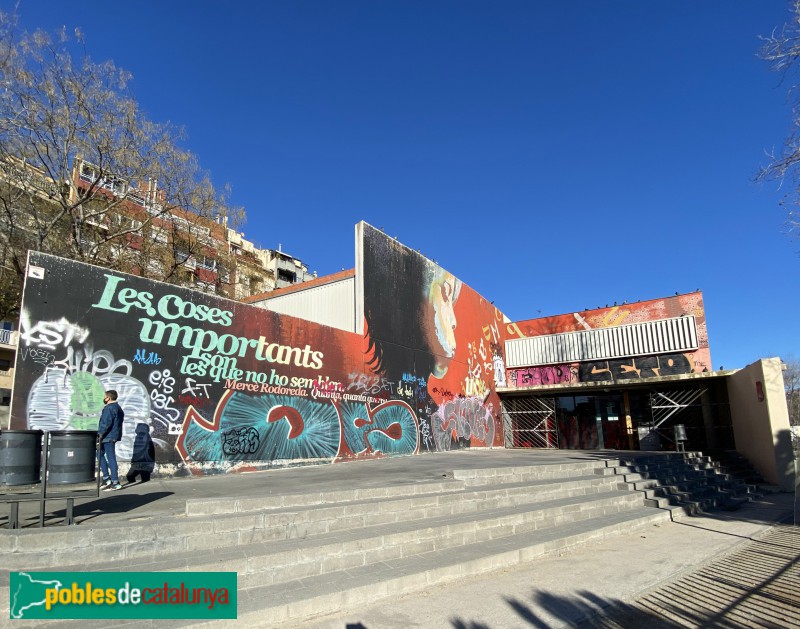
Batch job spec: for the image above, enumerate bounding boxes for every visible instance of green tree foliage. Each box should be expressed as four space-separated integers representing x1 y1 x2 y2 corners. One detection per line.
0 13 243 320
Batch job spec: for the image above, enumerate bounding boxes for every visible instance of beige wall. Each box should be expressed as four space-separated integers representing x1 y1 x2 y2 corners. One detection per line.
727 357 794 491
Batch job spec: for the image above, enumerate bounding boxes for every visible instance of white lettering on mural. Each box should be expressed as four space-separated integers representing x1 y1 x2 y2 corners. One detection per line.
91 273 325 382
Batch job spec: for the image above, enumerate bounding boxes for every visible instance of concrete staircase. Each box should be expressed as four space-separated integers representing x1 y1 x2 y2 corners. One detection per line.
0 458 671 627
603 452 764 519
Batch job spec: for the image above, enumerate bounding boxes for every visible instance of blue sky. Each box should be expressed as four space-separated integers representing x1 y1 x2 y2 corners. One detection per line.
12 1 799 370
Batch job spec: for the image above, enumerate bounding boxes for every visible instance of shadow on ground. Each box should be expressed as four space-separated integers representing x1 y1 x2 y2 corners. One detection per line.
449 589 680 629
449 524 799 628
0 491 174 527
49 491 174 523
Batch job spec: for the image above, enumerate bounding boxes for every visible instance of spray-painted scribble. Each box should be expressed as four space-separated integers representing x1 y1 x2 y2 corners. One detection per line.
222 426 260 455
508 364 577 387
432 396 495 451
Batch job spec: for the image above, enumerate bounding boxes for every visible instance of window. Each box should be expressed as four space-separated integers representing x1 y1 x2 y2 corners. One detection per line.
197 255 216 271
175 250 194 267
112 214 143 231
277 269 297 284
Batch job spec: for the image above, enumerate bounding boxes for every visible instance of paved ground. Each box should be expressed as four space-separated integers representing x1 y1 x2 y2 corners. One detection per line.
294 493 798 629
1 449 629 528
1 448 797 628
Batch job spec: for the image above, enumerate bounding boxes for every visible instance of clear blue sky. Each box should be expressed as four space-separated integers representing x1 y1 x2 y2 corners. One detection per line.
13 1 799 370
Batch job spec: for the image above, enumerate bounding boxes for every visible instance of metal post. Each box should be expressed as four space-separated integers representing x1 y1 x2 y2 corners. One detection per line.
38 431 48 527
65 498 75 526
10 502 19 529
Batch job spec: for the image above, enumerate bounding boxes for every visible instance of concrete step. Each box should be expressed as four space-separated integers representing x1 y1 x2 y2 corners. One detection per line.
604 451 763 521
2 507 670 628
185 472 625 519
0 460 633 571
208 508 671 629
0 457 674 627
2 485 644 571
451 460 620 486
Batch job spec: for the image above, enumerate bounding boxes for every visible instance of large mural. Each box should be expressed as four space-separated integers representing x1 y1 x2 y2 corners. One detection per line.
503 294 712 386
360 223 506 453
11 225 507 475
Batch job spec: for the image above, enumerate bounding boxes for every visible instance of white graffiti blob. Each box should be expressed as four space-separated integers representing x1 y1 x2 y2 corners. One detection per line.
26 369 151 461
19 310 90 351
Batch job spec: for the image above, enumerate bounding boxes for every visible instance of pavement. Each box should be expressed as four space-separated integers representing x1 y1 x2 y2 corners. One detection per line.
0 448 798 628
294 492 798 629
2 449 634 528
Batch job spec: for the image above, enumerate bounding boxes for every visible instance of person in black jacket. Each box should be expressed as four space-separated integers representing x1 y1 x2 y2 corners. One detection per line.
98 390 125 490
126 423 156 484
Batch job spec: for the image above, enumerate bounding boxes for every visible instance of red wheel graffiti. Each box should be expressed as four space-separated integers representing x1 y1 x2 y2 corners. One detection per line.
267 405 305 439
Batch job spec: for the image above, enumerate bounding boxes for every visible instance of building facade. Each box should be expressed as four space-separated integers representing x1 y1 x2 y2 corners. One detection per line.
0 157 314 422
498 294 726 453
7 222 794 489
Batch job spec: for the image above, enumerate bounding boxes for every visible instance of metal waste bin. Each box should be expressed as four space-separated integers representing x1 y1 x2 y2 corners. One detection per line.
0 430 43 486
47 431 97 485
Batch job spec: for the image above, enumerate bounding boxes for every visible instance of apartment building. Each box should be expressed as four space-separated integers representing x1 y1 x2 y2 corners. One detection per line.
0 157 314 425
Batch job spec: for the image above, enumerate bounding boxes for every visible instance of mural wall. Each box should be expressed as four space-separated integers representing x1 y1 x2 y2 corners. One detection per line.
11 227 507 474
360 223 507 452
504 293 712 386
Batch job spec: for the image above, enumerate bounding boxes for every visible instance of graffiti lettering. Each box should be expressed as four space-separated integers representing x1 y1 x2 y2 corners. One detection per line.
579 353 692 383
432 397 495 451
508 364 576 387
49 346 133 377
222 427 260 455
19 314 90 350
178 394 211 408
148 369 180 431
401 372 426 387
182 377 212 397
177 393 419 469
432 386 454 401
133 348 162 365
19 347 55 366
347 372 395 395
419 417 434 449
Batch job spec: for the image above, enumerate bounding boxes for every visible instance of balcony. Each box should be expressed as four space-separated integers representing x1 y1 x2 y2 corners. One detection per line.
0 329 18 348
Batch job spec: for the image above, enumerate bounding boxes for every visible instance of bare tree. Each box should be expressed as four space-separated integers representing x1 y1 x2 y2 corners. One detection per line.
0 13 244 320
759 0 800 239
783 356 800 427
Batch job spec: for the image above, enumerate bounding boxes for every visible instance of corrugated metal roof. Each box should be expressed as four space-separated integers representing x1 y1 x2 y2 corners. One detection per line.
505 315 698 368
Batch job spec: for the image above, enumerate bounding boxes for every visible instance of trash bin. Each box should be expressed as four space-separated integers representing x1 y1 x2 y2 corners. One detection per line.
674 424 687 443
47 431 97 485
0 430 43 486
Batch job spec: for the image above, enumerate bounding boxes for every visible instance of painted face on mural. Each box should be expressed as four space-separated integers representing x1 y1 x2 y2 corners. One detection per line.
426 269 461 378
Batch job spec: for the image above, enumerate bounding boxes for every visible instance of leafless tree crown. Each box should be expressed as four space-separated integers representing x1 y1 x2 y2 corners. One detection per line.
0 12 245 320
